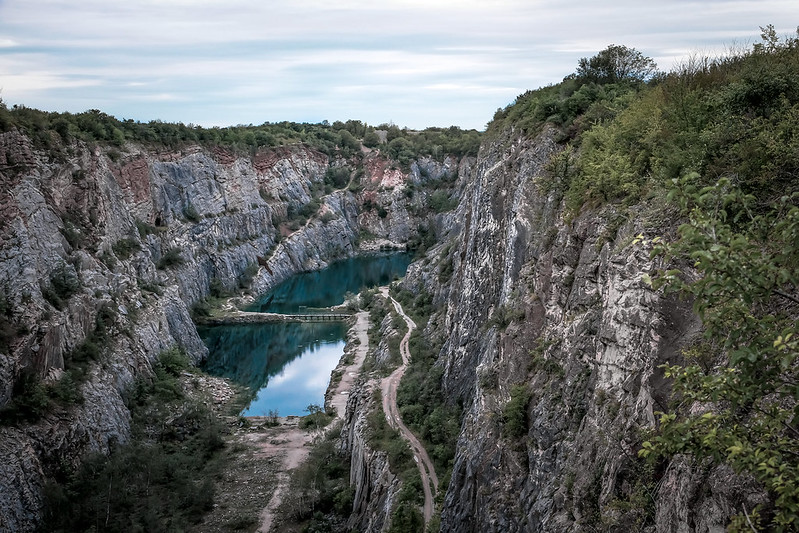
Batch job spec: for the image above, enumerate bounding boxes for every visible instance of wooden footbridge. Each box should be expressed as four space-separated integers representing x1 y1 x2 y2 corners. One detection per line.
198 310 352 325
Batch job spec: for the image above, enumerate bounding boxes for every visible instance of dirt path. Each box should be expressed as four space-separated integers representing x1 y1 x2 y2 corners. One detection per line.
329 310 370 417
251 422 317 533
254 310 371 533
379 288 440 526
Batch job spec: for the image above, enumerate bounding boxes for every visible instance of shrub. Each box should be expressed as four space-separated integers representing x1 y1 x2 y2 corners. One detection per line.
238 261 259 289
0 371 50 424
135 218 158 237
60 221 83 249
0 289 15 354
503 384 531 438
183 204 201 222
363 130 381 147
640 178 799 529
427 190 457 213
111 237 141 260
157 247 185 269
158 346 190 376
42 263 81 310
485 304 525 331
324 166 350 189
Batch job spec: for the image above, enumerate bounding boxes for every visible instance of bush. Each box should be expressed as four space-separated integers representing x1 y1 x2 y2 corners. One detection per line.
158 346 190 376
0 371 50 424
135 218 158 237
111 237 141 260
209 278 229 298
503 384 531 439
42 263 81 310
363 130 381 147
324 166 350 189
157 247 185 269
183 203 201 222
238 261 259 289
0 289 16 354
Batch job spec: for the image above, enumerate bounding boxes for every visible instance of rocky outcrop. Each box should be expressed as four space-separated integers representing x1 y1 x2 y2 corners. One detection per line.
340 381 400 533
0 128 463 530
393 125 760 532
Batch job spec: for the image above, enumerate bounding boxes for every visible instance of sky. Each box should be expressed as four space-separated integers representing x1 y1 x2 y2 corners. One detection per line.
0 1 797 131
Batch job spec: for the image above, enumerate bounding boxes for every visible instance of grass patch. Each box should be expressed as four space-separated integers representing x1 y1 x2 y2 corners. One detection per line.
111 237 141 260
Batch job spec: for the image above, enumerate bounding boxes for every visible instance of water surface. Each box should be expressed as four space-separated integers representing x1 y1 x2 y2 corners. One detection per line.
200 253 411 416
249 253 412 313
199 322 346 416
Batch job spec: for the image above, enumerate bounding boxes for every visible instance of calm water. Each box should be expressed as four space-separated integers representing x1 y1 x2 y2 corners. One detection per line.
200 253 411 416
249 253 412 313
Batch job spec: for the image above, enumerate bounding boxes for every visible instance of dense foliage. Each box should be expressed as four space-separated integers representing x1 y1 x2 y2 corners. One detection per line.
0 102 481 163
42 348 227 532
493 27 799 214
640 178 799 530
574 44 658 84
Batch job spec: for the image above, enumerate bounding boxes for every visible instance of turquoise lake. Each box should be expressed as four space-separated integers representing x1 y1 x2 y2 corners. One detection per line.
199 253 412 416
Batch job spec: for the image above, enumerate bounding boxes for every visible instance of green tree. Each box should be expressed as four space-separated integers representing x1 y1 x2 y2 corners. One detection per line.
640 177 799 530
576 44 658 84
363 130 381 148
503 384 531 438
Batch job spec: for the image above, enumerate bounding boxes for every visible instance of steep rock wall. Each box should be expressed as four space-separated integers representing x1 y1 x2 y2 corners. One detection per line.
0 131 429 531
433 127 759 532
0 127 470 530
340 381 400 533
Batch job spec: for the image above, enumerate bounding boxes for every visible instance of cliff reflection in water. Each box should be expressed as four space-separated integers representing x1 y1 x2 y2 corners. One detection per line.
250 253 412 313
199 321 346 416
201 252 412 416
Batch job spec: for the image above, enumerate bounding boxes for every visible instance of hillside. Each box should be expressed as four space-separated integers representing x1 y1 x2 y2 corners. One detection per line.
0 27 798 532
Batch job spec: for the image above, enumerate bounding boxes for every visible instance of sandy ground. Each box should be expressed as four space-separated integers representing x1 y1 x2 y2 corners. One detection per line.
250 420 318 533
253 310 371 533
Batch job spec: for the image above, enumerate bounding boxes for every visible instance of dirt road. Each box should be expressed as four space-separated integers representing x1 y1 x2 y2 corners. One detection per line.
255 310 371 533
380 288 440 526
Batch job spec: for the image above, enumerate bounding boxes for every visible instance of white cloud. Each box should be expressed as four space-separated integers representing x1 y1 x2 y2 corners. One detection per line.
0 1 797 129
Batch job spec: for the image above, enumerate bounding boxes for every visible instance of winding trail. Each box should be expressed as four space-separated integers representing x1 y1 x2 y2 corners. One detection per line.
379 288 440 526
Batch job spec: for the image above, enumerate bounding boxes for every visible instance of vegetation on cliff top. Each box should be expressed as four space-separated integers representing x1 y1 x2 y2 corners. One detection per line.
492 25 799 212
0 102 480 163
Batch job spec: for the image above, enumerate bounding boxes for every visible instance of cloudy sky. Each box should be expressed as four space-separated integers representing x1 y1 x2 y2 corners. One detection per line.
0 1 796 130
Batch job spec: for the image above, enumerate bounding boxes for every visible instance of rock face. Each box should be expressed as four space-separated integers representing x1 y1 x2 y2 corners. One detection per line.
0 116 756 532
414 126 762 531
340 382 400 533
0 131 461 531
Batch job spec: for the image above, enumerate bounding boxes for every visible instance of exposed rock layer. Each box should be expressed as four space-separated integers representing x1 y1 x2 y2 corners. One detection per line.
0 131 461 531
425 127 760 532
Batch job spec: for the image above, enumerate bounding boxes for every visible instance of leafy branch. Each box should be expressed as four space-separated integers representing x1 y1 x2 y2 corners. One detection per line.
639 177 799 530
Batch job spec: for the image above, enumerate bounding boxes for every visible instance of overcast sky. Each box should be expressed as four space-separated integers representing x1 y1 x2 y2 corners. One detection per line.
0 1 796 130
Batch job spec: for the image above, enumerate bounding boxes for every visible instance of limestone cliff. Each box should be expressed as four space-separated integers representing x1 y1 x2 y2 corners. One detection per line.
401 125 764 531
0 105 766 532
0 128 461 531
